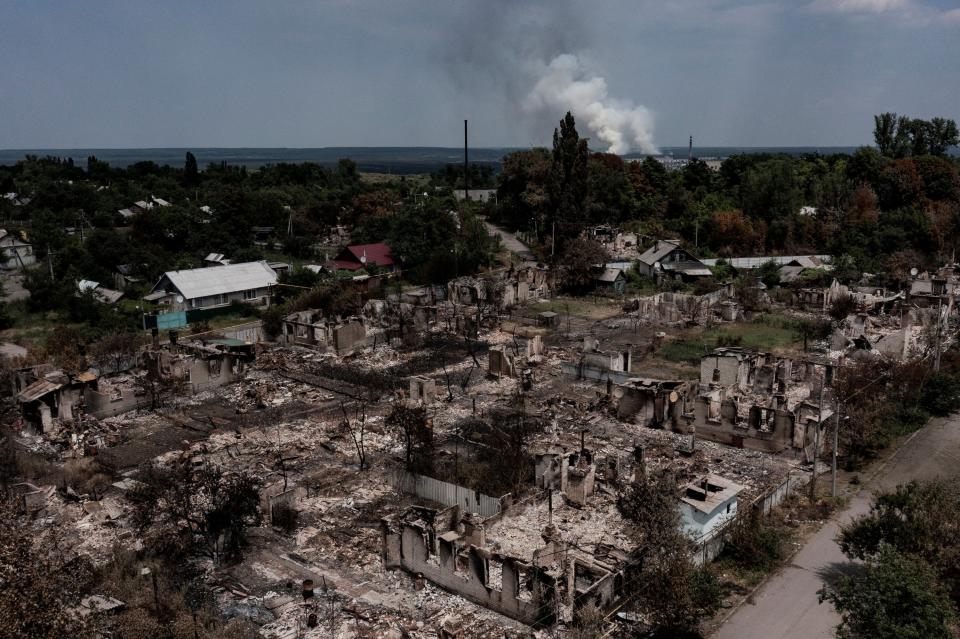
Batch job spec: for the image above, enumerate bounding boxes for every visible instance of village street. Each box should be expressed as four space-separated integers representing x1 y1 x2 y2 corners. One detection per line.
484 222 535 261
712 412 960 639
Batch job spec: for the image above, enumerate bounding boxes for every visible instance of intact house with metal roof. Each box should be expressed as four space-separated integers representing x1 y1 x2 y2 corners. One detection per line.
637 239 712 283
591 267 626 294
144 261 278 312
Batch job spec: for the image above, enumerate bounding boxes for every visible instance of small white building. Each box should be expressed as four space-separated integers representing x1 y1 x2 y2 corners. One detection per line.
145 261 278 312
0 229 36 270
679 474 742 541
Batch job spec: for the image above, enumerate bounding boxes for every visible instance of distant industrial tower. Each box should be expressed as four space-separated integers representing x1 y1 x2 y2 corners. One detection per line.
688 135 693 161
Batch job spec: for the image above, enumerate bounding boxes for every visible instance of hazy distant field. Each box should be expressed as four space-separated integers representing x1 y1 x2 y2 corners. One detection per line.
0 145 867 172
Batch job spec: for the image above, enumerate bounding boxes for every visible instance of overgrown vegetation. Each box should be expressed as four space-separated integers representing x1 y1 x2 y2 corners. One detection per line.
660 314 805 364
819 478 960 639
618 469 722 637
833 348 960 469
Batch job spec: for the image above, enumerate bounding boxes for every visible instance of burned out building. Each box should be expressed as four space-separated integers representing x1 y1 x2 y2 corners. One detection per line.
562 337 633 384
280 309 367 355
612 378 690 428
689 348 833 455
382 488 632 628
488 335 543 379
448 265 552 312
679 474 743 542
14 366 97 432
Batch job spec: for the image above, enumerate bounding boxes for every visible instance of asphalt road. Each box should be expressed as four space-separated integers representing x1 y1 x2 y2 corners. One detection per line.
713 414 960 639
484 222 535 261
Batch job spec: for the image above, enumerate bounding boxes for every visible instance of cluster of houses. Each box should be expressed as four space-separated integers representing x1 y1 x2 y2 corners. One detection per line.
117 196 171 219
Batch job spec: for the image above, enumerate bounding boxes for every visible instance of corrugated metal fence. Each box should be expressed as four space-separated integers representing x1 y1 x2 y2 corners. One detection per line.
394 471 502 517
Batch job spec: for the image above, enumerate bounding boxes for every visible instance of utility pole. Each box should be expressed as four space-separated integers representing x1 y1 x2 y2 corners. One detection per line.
831 402 841 497
551 221 556 261
934 296 943 372
464 119 469 202
810 377 825 501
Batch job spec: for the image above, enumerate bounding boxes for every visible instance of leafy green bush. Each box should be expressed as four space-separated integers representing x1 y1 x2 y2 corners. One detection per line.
721 512 785 572
919 372 960 416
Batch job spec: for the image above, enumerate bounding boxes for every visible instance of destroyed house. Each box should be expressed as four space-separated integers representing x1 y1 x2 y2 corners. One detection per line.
562 337 632 384
382 498 630 628
909 276 952 308
690 348 833 454
488 336 543 378
330 242 395 272
0 229 35 270
15 368 97 432
145 261 277 312
612 378 689 429
280 309 367 355
637 240 711 282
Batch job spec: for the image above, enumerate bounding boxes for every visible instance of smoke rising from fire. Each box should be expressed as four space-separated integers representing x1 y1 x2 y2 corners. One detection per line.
441 2 658 155
523 54 658 155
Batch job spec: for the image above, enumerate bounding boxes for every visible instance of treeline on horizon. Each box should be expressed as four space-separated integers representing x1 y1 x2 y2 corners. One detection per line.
491 111 960 281
1 109 958 300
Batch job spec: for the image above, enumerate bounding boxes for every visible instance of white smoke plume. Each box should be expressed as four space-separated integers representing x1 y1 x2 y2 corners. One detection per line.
523 54 658 155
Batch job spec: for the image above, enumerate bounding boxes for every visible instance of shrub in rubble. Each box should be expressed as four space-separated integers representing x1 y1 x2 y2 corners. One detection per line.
271 502 299 534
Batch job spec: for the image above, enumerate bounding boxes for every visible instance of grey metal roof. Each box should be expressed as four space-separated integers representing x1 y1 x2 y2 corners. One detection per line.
637 240 683 266
153 261 277 300
662 261 713 277
700 255 831 269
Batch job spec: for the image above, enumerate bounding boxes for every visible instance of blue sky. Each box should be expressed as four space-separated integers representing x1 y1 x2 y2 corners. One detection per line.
1 0 958 150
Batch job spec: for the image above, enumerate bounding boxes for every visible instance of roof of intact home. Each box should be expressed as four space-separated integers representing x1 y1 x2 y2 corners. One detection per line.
680 474 743 515
637 239 683 265
153 261 277 300
331 242 394 271
700 255 831 269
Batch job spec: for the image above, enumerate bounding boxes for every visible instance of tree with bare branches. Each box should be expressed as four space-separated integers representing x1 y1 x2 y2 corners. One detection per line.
340 401 369 470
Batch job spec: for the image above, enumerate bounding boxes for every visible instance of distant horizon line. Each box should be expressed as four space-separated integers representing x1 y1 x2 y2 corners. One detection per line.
0 144 868 152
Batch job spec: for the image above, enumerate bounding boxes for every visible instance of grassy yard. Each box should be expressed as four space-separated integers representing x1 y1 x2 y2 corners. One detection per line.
660 314 803 364
531 296 623 320
0 301 85 349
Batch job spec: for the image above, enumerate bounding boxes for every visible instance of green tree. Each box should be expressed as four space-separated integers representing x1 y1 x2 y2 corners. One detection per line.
183 151 199 187
873 113 899 157
839 479 960 603
547 112 589 251
756 260 782 289
559 237 609 291
819 545 956 639
928 117 960 156
618 470 720 636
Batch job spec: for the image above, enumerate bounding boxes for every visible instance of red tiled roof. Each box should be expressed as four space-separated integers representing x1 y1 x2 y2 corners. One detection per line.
332 243 394 270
